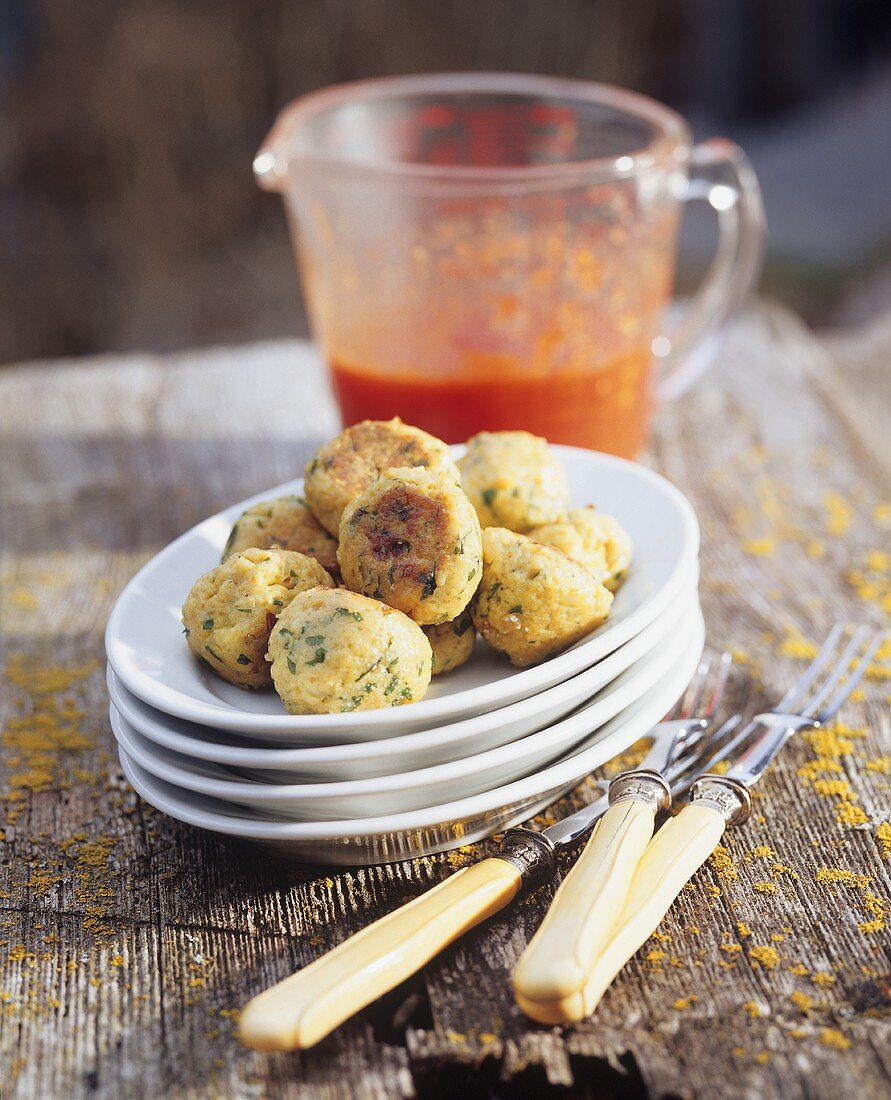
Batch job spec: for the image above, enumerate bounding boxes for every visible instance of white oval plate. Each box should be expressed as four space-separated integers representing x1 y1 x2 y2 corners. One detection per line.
105 446 699 740
117 612 704 863
107 574 698 774
110 601 699 820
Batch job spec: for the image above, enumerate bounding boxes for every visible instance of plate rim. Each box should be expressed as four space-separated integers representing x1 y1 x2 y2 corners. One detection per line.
106 572 699 766
117 610 704 843
109 601 699 805
106 445 700 735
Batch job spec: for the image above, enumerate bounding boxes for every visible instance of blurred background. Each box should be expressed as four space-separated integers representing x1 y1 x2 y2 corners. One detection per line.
1 0 889 366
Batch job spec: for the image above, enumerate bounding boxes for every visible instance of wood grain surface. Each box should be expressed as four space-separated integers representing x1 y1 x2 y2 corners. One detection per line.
0 302 889 1099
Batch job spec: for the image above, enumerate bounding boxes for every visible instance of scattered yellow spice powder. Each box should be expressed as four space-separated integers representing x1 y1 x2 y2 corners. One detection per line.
710 845 737 881
811 971 835 988
822 491 853 537
672 996 698 1011
749 945 780 970
818 1028 850 1051
802 728 854 757
741 1000 764 1019
836 802 869 827
771 862 799 880
789 991 813 1012
812 779 857 800
754 881 778 895
877 823 891 859
865 756 891 774
736 921 752 938
778 632 819 661
815 867 869 889
743 537 776 558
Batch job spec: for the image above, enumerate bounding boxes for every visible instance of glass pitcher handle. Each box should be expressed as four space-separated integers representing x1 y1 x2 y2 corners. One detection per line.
655 139 766 402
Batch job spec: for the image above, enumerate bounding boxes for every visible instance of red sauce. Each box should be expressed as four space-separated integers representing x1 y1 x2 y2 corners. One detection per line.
330 347 653 458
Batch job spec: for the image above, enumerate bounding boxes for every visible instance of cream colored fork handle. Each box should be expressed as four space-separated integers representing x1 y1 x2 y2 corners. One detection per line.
515 802 726 1024
512 799 657 1004
239 857 522 1051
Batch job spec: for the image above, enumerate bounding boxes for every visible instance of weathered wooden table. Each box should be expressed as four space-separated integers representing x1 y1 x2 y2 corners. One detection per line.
1 301 889 1099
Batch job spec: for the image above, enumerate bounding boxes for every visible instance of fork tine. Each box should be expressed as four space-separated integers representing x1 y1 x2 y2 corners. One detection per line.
775 622 845 714
701 651 733 722
671 656 711 720
667 714 743 787
679 655 713 719
802 626 870 719
816 630 886 722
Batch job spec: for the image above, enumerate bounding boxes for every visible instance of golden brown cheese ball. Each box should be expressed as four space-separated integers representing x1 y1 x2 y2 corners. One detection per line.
182 549 334 688
458 431 568 532
267 588 433 714
528 506 632 592
471 528 613 667
304 418 459 536
223 494 339 573
423 609 476 676
337 467 482 627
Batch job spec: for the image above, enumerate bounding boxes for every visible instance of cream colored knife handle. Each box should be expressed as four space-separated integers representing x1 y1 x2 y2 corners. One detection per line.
239 857 522 1051
512 796 660 1004
515 802 727 1024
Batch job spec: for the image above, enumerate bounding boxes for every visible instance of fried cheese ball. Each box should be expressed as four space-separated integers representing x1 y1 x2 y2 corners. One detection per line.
338 466 482 626
182 549 334 688
304 418 459 536
267 588 433 714
458 431 568 532
471 528 613 667
423 609 476 676
222 494 339 572
528 506 632 592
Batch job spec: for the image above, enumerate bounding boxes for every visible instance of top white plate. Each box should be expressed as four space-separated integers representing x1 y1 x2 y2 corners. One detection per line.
105 445 699 739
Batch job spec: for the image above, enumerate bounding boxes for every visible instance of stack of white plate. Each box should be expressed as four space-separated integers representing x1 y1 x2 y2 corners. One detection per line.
106 447 703 865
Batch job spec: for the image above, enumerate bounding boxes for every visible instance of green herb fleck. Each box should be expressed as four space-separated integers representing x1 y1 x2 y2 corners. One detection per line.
307 648 326 666
272 599 284 607
236 654 251 665
334 607 363 621
482 488 497 507
286 657 297 675
419 573 437 599
305 634 325 647
204 644 224 663
509 605 523 615
383 676 399 696
202 618 214 630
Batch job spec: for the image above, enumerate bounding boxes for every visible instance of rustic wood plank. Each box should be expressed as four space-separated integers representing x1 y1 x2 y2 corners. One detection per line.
1 301 889 1099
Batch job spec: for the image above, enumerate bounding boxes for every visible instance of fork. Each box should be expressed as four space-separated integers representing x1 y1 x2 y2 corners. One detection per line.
513 624 884 1024
239 651 732 1051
